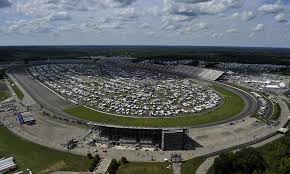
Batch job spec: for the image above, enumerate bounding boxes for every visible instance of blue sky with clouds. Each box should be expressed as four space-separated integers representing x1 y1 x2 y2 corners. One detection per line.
0 0 289 47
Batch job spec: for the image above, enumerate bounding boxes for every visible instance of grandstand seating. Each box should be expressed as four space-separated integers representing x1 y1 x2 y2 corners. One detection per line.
115 59 224 81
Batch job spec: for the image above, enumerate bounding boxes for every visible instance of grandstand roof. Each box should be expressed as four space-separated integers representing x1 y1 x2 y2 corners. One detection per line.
0 157 16 173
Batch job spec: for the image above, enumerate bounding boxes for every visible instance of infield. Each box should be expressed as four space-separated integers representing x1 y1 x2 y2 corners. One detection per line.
63 85 245 128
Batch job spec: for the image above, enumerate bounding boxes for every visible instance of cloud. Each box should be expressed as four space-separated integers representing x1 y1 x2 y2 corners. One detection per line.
17 0 89 17
178 21 209 33
140 23 150 29
258 3 283 14
8 18 52 34
211 32 223 38
78 17 126 32
252 23 264 32
0 0 11 8
275 13 287 22
226 28 239 33
146 31 158 37
161 22 183 31
98 22 125 30
224 12 240 20
108 0 137 7
196 22 209 29
174 0 211 3
248 32 255 39
231 12 239 19
57 24 78 32
164 0 243 18
118 7 140 20
17 0 136 17
48 11 71 21
240 11 255 21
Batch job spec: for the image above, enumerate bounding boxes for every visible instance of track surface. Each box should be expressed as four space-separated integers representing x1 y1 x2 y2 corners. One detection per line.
9 65 258 129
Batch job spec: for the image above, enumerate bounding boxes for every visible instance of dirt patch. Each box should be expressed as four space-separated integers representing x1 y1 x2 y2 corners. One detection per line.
220 131 232 136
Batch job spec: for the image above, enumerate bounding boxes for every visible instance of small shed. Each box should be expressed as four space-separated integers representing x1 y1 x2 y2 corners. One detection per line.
17 112 35 125
278 128 289 135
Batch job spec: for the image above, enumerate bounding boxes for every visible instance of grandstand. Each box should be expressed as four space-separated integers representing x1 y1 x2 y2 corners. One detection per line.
0 157 16 174
112 58 224 81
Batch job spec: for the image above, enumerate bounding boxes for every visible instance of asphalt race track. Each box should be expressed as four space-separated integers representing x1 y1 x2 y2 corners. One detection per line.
9 64 259 129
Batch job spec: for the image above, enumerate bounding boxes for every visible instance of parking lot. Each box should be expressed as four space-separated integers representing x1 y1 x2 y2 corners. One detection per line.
29 63 222 117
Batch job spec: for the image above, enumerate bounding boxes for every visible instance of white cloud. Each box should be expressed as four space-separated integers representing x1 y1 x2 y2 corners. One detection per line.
57 24 78 32
48 11 71 21
180 21 209 33
17 0 136 17
252 23 264 32
249 32 255 39
140 23 150 29
196 22 208 29
160 14 190 31
144 5 160 16
146 31 158 37
161 21 183 31
175 0 211 3
258 4 283 14
105 0 137 7
8 18 52 34
275 13 287 22
240 11 255 21
230 12 239 19
211 32 223 38
118 7 140 20
164 0 243 17
226 28 238 33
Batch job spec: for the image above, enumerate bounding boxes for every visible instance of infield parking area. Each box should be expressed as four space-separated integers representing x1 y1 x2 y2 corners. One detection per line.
63 85 245 127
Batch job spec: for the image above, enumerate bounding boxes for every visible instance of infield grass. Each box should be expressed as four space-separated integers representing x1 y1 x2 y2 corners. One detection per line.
64 85 245 127
181 158 205 174
0 91 10 101
9 80 24 100
270 102 281 120
0 126 91 174
116 162 172 174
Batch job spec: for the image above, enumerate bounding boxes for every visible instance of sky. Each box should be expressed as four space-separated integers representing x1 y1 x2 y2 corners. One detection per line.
0 0 289 47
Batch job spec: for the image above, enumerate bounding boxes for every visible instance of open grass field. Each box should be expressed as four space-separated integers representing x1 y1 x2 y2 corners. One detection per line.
181 158 205 174
116 162 172 174
0 91 10 101
0 126 91 174
64 85 245 128
9 80 24 100
0 81 11 101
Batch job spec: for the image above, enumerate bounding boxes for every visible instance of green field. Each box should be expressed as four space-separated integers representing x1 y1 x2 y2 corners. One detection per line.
181 158 205 174
9 80 24 100
270 102 281 120
116 162 172 174
64 85 245 127
0 126 91 174
285 100 290 111
0 91 10 101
